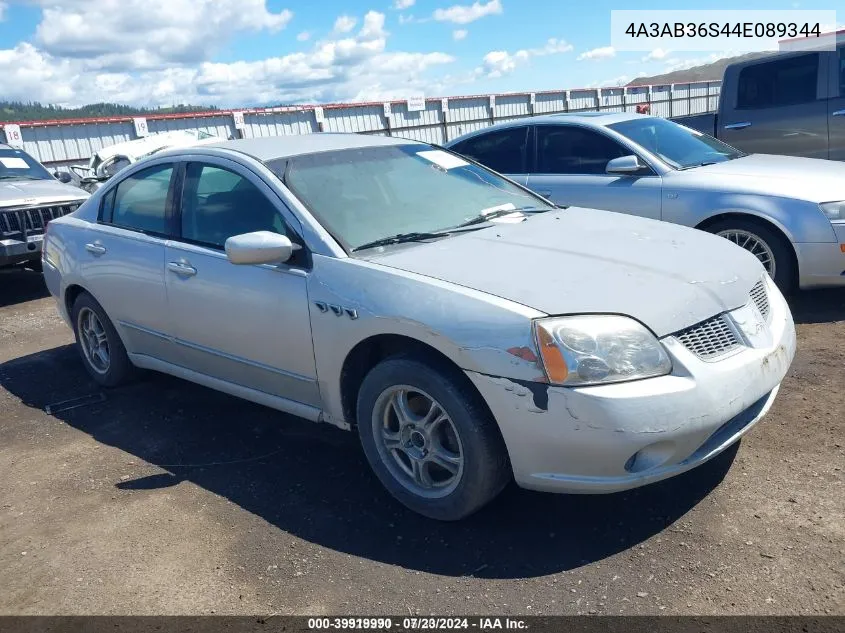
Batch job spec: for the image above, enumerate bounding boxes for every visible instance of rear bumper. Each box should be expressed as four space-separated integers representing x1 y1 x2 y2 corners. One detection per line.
796 225 845 288
0 234 43 267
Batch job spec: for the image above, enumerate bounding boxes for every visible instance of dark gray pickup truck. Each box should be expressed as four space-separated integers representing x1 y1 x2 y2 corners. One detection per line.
674 43 845 160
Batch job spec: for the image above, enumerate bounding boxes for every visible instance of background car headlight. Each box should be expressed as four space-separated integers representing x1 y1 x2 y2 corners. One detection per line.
819 201 845 221
533 315 672 387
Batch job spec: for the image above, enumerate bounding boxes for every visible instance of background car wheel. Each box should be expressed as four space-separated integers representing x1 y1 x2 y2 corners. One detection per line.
356 357 511 521
705 218 796 292
71 292 135 387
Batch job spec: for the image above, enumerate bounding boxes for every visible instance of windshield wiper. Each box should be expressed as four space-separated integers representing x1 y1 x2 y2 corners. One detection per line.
351 231 450 252
453 206 549 229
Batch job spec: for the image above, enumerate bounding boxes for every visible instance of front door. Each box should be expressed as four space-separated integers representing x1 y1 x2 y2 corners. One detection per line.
164 158 320 407
526 124 663 221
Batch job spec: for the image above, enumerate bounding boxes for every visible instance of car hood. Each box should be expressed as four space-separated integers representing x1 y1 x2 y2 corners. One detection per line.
365 208 765 337
675 154 845 203
0 178 88 208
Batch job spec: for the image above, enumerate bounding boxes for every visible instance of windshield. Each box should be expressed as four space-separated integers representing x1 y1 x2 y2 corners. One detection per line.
608 117 745 169
277 144 553 252
0 148 54 181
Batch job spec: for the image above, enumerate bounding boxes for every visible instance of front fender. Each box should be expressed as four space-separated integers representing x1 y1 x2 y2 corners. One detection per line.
307 255 547 427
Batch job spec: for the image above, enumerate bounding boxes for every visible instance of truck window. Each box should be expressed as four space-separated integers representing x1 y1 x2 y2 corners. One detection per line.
736 53 819 109
839 46 845 96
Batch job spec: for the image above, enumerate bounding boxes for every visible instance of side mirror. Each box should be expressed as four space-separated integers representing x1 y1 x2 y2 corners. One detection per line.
225 231 294 265
54 171 73 184
606 155 648 176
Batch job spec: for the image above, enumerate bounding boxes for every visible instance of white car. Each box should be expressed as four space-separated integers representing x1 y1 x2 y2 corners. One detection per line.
43 135 797 520
71 130 222 191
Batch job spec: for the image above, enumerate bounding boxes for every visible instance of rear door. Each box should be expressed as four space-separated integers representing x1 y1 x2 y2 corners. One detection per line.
82 161 179 363
526 124 662 220
448 126 531 185
163 157 320 407
721 52 829 159
827 45 845 162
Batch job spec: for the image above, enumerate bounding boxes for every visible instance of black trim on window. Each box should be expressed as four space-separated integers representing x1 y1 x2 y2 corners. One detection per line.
96 162 177 239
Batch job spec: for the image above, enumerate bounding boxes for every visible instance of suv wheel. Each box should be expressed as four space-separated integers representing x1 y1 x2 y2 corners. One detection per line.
357 357 510 521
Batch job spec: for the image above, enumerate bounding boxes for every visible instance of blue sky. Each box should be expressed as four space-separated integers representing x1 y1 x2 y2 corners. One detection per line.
0 0 839 107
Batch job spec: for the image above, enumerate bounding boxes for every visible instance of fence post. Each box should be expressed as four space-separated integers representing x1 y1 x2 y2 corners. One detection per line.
688 83 692 115
621 87 627 112
383 102 392 136
440 98 449 143
489 95 496 126
669 84 674 118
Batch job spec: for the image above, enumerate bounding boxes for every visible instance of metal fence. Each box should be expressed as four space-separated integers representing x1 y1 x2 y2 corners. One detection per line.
1 81 721 168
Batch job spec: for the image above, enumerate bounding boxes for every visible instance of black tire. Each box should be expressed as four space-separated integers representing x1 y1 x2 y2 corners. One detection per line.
356 356 511 521
704 217 796 292
71 292 135 387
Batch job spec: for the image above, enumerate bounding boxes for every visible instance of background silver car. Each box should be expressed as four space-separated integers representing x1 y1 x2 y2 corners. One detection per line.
446 113 845 291
42 135 794 521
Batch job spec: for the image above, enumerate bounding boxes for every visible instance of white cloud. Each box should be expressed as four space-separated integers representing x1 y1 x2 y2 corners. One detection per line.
0 1 6 21
296 31 311 42
333 15 357 33
452 29 468 41
476 37 572 78
433 0 502 25
0 9 454 108
393 0 415 8
398 14 415 25
359 11 387 39
34 0 293 70
641 48 669 62
576 46 615 61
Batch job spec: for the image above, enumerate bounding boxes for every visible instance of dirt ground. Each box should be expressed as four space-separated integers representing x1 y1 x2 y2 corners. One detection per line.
0 267 842 616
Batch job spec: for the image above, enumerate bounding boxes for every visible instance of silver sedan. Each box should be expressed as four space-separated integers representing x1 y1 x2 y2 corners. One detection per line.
446 112 845 291
43 134 795 520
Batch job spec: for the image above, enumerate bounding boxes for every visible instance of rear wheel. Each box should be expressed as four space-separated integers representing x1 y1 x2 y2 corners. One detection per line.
356 357 510 521
71 292 135 387
705 217 795 292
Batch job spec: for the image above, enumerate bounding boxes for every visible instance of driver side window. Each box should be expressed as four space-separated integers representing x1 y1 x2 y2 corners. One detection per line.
536 125 628 175
180 163 286 249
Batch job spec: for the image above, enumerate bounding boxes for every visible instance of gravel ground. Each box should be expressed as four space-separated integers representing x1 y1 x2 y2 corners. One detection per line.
0 268 843 616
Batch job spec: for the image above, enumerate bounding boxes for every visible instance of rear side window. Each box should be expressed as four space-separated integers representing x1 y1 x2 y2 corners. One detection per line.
736 53 819 109
105 164 174 235
536 125 628 175
451 127 528 174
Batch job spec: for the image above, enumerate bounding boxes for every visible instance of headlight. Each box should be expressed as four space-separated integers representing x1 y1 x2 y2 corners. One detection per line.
533 315 672 387
819 201 845 221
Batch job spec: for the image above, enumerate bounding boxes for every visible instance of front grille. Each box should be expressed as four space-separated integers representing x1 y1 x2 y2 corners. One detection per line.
0 202 82 238
749 280 770 320
675 314 741 360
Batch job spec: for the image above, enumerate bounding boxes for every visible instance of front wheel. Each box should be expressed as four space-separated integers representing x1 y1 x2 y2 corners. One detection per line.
706 218 796 292
356 357 510 521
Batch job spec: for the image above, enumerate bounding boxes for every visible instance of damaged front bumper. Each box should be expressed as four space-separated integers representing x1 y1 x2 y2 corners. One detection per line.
466 276 797 494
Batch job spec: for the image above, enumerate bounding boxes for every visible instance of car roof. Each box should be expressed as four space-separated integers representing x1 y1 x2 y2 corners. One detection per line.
445 111 648 145
201 133 423 162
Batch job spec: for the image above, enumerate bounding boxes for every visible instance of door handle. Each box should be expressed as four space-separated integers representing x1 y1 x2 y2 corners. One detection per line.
167 261 197 277
724 121 752 130
832 109 845 117
85 242 106 256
